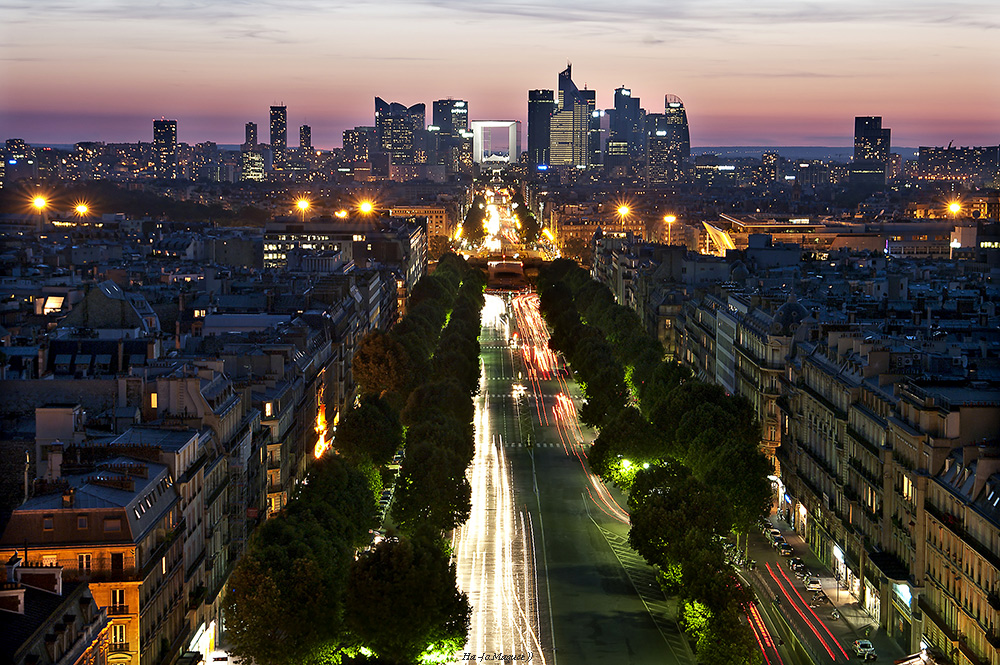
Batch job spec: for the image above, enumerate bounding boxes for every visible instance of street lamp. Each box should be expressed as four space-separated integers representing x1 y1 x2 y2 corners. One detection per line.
295 198 310 222
74 203 89 218
948 201 961 218
664 214 677 245
358 200 375 215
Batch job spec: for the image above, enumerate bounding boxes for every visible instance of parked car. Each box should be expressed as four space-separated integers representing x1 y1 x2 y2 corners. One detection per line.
771 535 787 549
787 557 805 571
805 577 823 592
853 639 877 660
777 543 794 556
766 528 782 544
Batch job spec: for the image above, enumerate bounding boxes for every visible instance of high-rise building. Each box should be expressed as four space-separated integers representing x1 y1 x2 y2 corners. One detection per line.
527 89 555 167
153 119 177 179
852 116 890 186
300 124 311 150
343 126 376 163
270 105 287 165
244 122 257 149
645 96 689 184
432 99 469 138
607 86 644 169
763 151 780 181
375 97 424 165
549 66 590 167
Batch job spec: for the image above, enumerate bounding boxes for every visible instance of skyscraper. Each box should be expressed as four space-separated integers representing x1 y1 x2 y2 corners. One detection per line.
432 99 469 138
244 122 257 148
549 66 590 167
607 86 643 169
343 126 375 162
375 97 424 165
645 95 690 184
153 119 177 179
852 116 890 186
270 105 287 165
527 89 555 167
300 125 311 150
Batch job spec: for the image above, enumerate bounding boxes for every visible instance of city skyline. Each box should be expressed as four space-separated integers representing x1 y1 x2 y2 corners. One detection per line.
2 0 999 148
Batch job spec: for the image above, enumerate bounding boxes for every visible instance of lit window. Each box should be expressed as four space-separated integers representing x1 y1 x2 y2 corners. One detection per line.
265 402 273 418
78 553 91 572
150 392 158 409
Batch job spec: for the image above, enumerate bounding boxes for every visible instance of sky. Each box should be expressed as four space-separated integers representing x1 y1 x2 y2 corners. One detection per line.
1 0 998 148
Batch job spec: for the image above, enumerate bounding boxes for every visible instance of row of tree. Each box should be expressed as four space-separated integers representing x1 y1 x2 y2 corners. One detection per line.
537 259 772 665
225 254 484 664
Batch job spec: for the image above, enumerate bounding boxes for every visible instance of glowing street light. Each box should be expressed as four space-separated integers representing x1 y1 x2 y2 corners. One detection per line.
617 205 630 218
948 201 961 217
32 196 47 211
664 214 677 245
295 198 310 222
74 204 90 217
358 200 374 214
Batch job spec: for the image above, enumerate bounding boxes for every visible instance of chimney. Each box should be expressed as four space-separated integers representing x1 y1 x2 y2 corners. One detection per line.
5 553 21 583
62 488 74 508
47 444 63 481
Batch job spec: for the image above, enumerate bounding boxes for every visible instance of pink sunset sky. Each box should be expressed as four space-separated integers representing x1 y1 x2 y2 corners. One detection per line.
2 0 998 148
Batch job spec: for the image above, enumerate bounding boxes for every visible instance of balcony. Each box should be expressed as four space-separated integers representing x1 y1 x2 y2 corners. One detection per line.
986 631 1000 649
109 642 130 653
924 501 1000 570
987 592 1000 612
107 604 129 616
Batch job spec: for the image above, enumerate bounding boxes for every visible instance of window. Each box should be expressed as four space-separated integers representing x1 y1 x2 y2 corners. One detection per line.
104 518 122 532
150 392 158 409
111 623 126 646
265 402 273 418
78 553 91 572
43 515 54 531
111 588 125 611
77 515 88 529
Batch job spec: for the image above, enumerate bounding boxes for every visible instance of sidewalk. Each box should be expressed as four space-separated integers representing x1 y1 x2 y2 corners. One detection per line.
744 515 907 663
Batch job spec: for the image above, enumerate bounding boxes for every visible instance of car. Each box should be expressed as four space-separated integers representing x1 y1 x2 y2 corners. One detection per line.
853 639 877 660
787 557 805 571
772 535 787 549
766 528 782 543
777 543 794 556
805 577 823 592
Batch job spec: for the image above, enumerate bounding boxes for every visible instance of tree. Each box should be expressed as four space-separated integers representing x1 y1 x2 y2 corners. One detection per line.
346 535 471 664
461 196 487 246
392 441 472 533
334 395 402 467
224 513 352 665
287 454 380 549
353 331 412 397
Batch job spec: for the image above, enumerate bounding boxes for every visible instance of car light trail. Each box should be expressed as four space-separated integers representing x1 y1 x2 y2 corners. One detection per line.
775 564 850 660
453 293 548 664
765 563 838 661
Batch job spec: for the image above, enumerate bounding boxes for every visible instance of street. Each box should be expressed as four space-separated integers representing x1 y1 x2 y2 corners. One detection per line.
453 291 695 665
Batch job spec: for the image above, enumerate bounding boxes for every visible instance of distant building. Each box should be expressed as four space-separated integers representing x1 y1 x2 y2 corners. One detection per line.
375 97 424 165
299 124 311 150
917 145 1000 187
243 121 257 149
431 99 469 138
527 89 555 167
270 105 287 165
852 116 890 186
646 96 690 184
607 86 643 170
152 119 177 179
549 66 590 167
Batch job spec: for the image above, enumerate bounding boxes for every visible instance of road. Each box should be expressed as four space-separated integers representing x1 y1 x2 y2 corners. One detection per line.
452 292 696 665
